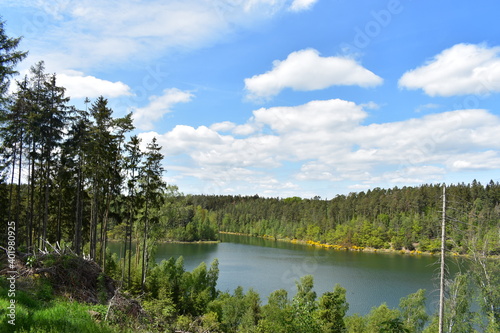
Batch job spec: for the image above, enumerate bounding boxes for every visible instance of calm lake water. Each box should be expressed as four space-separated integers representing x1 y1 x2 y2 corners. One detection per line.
109 233 464 315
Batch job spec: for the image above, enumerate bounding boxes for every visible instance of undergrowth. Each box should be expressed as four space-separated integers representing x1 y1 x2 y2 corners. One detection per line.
0 277 123 333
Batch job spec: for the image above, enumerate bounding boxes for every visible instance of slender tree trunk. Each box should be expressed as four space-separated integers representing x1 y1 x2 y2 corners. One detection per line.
15 132 23 248
8 141 17 223
74 162 82 255
122 195 132 287
141 199 149 291
26 150 32 251
90 185 99 259
127 209 133 288
42 159 50 249
121 215 128 285
29 139 35 251
438 184 446 333
56 188 62 243
101 193 111 272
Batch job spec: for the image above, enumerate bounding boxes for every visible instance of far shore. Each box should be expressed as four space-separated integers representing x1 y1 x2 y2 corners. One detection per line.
107 238 220 244
219 231 465 258
108 232 498 259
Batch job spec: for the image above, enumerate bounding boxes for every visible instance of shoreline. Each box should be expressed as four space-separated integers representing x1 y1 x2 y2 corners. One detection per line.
110 233 497 259
219 231 464 258
107 238 220 244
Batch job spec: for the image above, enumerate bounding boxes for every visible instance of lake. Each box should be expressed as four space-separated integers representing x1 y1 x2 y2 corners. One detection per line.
109 233 464 315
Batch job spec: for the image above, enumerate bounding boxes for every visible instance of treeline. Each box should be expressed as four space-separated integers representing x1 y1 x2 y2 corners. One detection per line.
184 181 500 255
0 22 170 290
0 19 220 291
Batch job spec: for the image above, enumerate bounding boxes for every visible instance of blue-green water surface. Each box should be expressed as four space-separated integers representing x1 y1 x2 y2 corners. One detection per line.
109 233 464 315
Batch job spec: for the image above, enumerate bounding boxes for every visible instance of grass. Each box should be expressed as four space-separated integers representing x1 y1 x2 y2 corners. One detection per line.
0 278 118 333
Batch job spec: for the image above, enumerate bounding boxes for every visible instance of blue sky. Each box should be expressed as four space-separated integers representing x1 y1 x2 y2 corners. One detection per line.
3 0 500 198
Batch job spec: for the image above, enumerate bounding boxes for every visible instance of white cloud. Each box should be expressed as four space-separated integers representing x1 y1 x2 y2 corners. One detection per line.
253 99 367 134
139 125 229 156
57 71 132 98
415 103 441 113
349 184 371 190
15 0 315 71
132 88 194 130
210 121 260 136
244 49 383 101
141 99 500 196
381 165 446 184
210 121 237 132
449 151 500 171
34 1 228 69
232 124 259 136
289 0 318 12
399 43 500 96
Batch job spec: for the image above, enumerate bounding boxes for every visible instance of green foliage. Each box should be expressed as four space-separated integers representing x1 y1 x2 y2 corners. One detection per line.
345 313 366 333
377 318 410 333
207 286 261 333
97 273 108 304
184 181 500 256
142 295 176 331
443 273 475 333
292 275 321 333
162 202 219 242
257 289 294 333
144 256 219 320
317 284 349 333
35 278 54 302
365 303 402 333
0 18 27 102
28 301 116 333
398 289 428 333
0 282 116 333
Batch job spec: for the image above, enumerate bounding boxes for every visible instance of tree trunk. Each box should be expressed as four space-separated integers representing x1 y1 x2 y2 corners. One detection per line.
29 139 36 251
141 199 149 292
127 208 134 288
90 186 99 260
74 162 82 255
101 193 111 273
8 141 17 223
56 188 62 243
42 159 50 250
15 132 23 250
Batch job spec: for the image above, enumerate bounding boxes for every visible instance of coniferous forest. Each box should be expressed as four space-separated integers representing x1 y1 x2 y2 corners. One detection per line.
182 180 500 255
1 19 499 333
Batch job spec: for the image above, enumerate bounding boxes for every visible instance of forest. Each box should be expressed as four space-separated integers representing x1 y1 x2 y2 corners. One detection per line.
181 180 500 255
1 18 500 332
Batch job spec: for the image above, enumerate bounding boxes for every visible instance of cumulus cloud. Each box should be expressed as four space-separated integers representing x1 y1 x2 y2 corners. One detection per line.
399 43 500 96
380 165 446 185
210 121 237 132
289 0 318 12
140 96 500 195
132 88 194 130
448 151 500 171
244 49 383 101
14 0 316 71
57 71 132 98
252 99 367 134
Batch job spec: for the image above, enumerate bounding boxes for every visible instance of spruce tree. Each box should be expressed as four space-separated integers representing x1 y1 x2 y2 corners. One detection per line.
139 137 166 291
